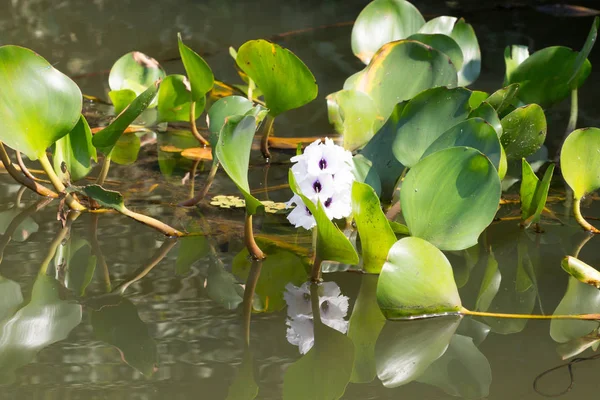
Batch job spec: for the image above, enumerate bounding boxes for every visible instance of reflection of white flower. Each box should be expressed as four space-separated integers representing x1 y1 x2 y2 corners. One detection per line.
284 281 350 354
287 138 354 230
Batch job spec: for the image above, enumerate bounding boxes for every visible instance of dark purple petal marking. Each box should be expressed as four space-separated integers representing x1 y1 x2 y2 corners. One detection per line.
319 158 327 170
324 198 332 207
313 180 322 193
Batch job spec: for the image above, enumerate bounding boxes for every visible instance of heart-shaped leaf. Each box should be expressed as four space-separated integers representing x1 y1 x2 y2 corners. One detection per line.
157 74 204 122
520 159 554 227
0 45 82 160
326 89 378 151
500 104 547 160
53 114 97 182
407 33 464 70
178 34 214 103
560 127 600 199
401 147 501 251
377 237 462 318
236 39 317 117
351 0 425 64
109 51 165 96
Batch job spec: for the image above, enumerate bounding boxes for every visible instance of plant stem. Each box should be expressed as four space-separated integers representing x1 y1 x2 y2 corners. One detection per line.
0 142 58 198
242 259 263 348
96 154 112 186
310 227 322 282
39 212 80 275
38 153 86 211
461 307 600 320
573 197 600 233
566 88 578 136
190 101 210 146
244 213 265 259
188 159 201 198
90 214 111 293
120 207 184 237
179 162 219 207
15 151 38 181
260 115 275 160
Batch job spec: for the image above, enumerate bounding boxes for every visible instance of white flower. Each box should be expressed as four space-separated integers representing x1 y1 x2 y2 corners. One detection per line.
284 281 350 354
286 195 316 230
292 138 353 177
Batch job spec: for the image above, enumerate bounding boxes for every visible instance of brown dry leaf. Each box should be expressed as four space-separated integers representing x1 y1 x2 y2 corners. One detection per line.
181 147 213 161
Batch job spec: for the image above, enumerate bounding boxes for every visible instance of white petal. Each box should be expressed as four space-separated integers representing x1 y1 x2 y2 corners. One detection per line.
322 317 349 334
286 317 315 354
284 283 312 318
298 173 335 202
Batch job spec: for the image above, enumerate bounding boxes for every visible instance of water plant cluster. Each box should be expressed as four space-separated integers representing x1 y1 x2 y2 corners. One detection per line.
3 0 600 396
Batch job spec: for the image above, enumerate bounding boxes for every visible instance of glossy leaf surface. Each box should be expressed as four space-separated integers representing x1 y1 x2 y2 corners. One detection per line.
178 34 214 102
53 114 97 182
108 51 165 96
157 74 203 122
327 89 378 151
500 104 547 160
520 159 554 227
560 127 600 199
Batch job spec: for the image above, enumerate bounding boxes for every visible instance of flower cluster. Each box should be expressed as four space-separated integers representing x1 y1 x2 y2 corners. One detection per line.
287 138 355 230
283 281 350 354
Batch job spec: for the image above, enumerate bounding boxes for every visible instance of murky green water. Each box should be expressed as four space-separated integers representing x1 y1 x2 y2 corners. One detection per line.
2 1 600 399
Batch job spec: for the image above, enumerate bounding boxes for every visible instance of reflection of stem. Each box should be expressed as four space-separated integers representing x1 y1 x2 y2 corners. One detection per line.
15 186 26 208
0 142 58 198
189 159 201 198
114 238 178 295
179 162 219 207
310 227 322 282
260 115 274 160
310 283 322 330
90 214 111 293
242 259 263 348
15 151 37 181
244 213 265 259
38 153 86 211
573 197 600 233
96 154 112 186
190 102 209 146
573 233 594 258
461 307 600 320
39 212 80 275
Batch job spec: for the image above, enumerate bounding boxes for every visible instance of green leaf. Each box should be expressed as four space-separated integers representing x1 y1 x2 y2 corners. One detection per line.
351 0 425 64
560 127 600 199
89 295 157 376
215 115 263 215
289 171 359 265
391 87 472 168
236 39 317 117
352 40 458 124
500 104 547 160
388 220 410 235
175 235 211 275
0 274 82 385
206 257 244 310
326 89 379 151
207 95 256 135
226 350 258 400
69 184 126 212
0 45 82 160
58 237 96 296
416 334 491 399
401 147 501 251
469 102 502 137
157 74 204 122
351 181 397 274
348 275 386 383
507 46 591 107
92 82 159 155
0 276 23 322
486 83 520 117
178 34 214 103
550 277 600 343
108 89 137 114
503 45 529 85
520 159 554 227
375 316 461 387
407 33 463 71
53 114 97 182
422 117 502 170
111 133 141 165
468 90 489 109
108 51 165 96
568 16 599 87
352 154 382 197
377 237 462 318
561 256 600 289
475 250 501 312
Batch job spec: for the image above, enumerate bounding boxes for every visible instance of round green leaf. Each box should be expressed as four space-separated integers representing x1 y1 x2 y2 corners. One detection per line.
392 86 472 168
327 89 378 151
108 51 165 96
111 133 141 165
351 0 425 64
507 46 591 107
377 237 462 318
157 74 203 122
407 33 464 70
422 118 502 170
401 147 501 251
53 114 97 182
108 89 137 114
236 39 317 117
0 45 82 160
469 101 502 137
354 41 458 124
500 104 547 160
560 127 600 199
178 34 215 102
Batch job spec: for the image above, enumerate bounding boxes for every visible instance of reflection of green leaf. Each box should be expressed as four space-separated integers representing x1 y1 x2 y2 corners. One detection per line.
377 237 462 318
348 275 386 383
59 237 96 296
0 274 82 385
550 277 600 343
206 258 244 310
53 114 97 182
0 209 39 242
475 251 501 312
226 350 258 400
416 334 491 399
0 276 23 322
175 235 211 276
375 316 460 387
90 295 157 376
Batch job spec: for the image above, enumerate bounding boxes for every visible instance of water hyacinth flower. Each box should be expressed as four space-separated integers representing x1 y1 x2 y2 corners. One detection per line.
287 138 354 229
283 281 350 354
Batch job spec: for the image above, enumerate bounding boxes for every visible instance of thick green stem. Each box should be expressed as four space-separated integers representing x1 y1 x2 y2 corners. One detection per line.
96 154 112 186
260 115 275 160
179 162 219 207
573 197 600 233
242 259 263 348
461 307 600 320
566 88 578 136
120 207 184 237
190 101 210 146
0 142 58 198
244 213 265 259
38 153 86 211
